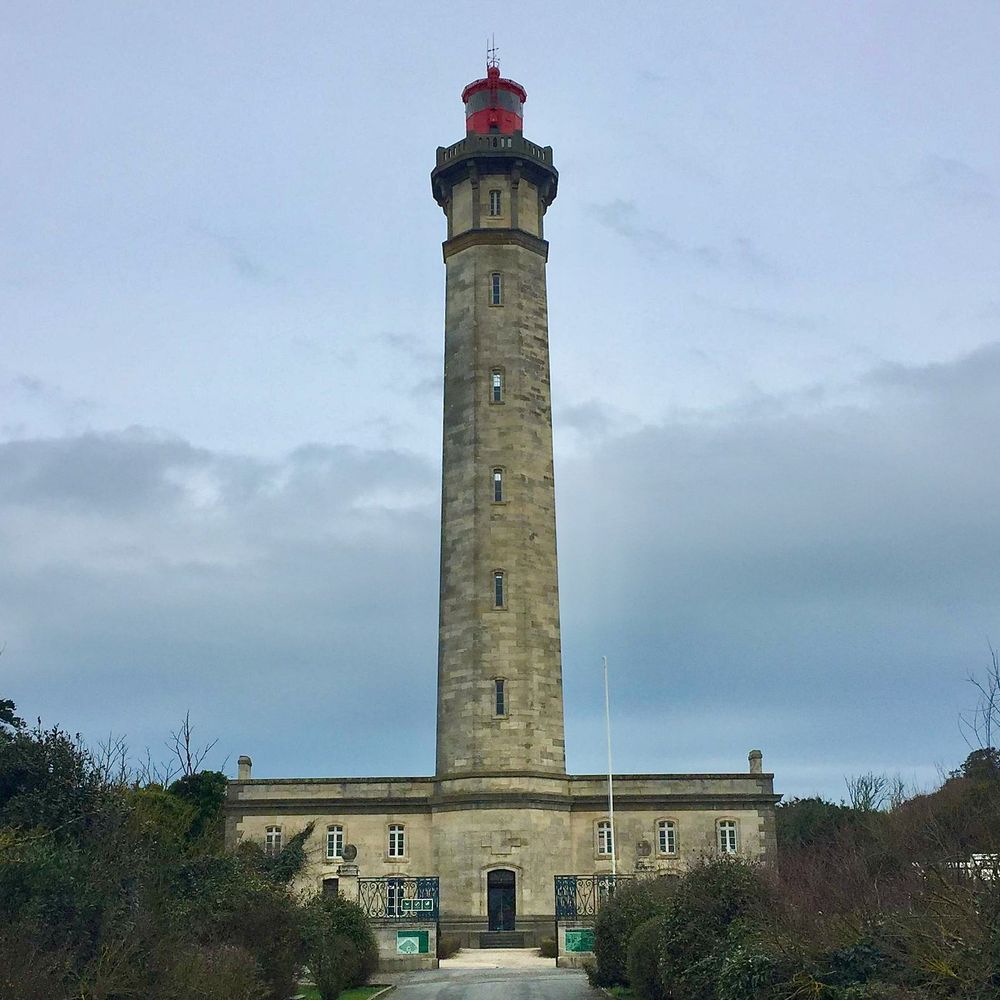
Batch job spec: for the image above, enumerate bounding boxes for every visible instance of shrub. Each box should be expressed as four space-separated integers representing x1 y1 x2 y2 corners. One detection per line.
655 858 770 1000
591 876 677 986
539 936 557 958
627 915 665 1000
156 943 268 1000
438 934 462 959
300 893 378 999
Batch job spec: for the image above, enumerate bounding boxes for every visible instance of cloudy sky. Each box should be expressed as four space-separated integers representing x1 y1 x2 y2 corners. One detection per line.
2 2 998 799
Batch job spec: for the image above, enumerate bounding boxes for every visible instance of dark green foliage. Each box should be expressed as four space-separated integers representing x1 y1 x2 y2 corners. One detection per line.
627 916 665 1000
300 893 378 999
590 876 677 986
167 769 228 843
155 943 268 1000
0 717 108 836
653 858 769 1000
0 698 25 730
775 796 859 849
0 695 313 1000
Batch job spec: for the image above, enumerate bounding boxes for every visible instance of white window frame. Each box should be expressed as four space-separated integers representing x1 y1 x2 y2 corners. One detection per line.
388 823 406 858
596 819 614 857
326 824 344 861
492 467 504 503
657 819 677 856
489 188 502 216
490 369 504 403
265 825 282 858
386 877 404 917
718 819 738 855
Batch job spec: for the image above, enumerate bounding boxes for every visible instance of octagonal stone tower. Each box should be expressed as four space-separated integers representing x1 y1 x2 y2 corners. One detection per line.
431 62 564 777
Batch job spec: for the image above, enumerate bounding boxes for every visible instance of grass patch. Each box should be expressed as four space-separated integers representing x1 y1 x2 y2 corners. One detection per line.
604 988 634 999
298 988 387 1000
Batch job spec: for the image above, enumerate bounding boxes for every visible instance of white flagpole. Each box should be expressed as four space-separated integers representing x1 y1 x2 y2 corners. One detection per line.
603 655 616 877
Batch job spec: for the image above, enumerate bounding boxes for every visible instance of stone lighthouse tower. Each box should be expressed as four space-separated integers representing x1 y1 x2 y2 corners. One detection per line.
431 59 564 778
227 58 779 954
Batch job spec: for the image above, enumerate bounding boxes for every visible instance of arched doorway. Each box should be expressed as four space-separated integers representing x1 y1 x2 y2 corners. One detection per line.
487 868 516 931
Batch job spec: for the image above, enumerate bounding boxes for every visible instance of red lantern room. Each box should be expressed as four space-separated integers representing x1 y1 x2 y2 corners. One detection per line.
461 64 527 136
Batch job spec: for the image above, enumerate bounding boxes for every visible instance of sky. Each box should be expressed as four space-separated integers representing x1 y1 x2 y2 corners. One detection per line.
2 2 999 800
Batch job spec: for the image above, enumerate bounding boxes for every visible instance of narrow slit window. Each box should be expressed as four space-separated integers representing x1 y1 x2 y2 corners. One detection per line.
491 370 504 403
494 570 505 608
494 678 506 716
493 468 503 502
490 272 502 306
489 189 502 216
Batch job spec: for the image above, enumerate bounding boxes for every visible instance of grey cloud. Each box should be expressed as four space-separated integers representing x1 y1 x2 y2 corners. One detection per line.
4 344 999 797
909 155 994 206
591 199 777 275
191 225 273 282
558 342 1000 792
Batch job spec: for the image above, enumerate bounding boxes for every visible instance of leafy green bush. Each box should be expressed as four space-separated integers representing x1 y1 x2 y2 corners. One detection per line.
300 893 378 999
538 936 557 958
157 943 268 1000
591 876 678 986
626 915 665 1000
654 858 770 1000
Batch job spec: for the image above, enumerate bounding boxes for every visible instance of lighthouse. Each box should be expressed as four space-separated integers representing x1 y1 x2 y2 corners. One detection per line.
431 58 565 778
227 57 779 957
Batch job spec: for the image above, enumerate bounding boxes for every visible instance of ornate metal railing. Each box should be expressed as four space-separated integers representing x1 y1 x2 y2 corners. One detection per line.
357 876 439 920
554 874 635 919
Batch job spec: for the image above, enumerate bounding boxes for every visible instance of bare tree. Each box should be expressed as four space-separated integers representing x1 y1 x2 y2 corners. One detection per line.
959 642 1000 750
167 711 218 777
134 746 180 787
94 733 131 787
847 771 890 811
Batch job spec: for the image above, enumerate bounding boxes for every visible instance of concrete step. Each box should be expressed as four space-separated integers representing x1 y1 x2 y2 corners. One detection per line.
479 930 528 948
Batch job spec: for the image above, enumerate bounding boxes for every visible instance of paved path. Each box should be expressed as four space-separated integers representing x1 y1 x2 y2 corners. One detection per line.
379 949 601 999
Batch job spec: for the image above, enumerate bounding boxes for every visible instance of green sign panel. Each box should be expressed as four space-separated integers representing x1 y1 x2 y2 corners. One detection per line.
565 928 595 953
396 930 430 955
400 898 435 913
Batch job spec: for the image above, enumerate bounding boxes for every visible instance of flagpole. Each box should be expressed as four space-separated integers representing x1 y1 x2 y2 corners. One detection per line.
603 655 616 877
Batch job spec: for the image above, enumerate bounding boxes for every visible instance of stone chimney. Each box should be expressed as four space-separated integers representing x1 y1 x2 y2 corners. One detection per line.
748 749 763 774
237 755 253 781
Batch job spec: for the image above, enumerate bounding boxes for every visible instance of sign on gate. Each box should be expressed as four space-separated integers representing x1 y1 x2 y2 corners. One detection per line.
399 898 435 913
